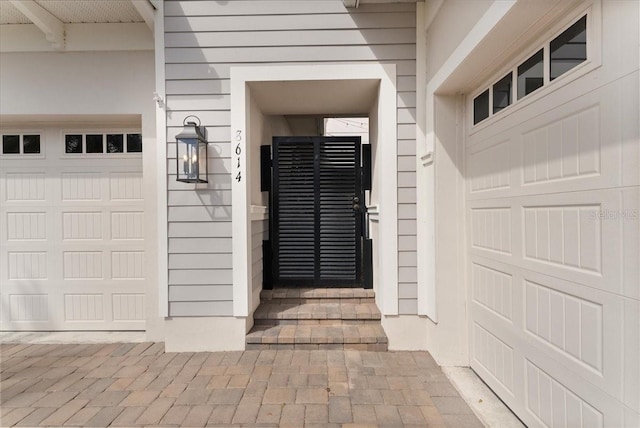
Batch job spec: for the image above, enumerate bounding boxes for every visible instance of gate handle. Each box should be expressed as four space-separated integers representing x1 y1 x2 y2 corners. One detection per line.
352 196 362 213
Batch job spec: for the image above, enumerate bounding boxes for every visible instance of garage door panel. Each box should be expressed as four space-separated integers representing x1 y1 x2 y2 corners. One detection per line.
468 82 627 202
4 172 47 202
468 70 624 146
61 172 103 201
465 4 639 425
518 189 622 296
471 320 519 397
470 254 629 412
521 348 633 428
63 292 145 325
471 308 624 426
0 129 145 331
520 104 601 186
5 211 47 241
521 271 625 394
6 294 50 324
469 205 514 256
471 260 516 323
522 204 602 276
109 172 144 201
2 288 145 330
467 139 512 194
111 211 145 240
6 252 49 280
524 357 606 428
61 211 104 240
469 189 624 296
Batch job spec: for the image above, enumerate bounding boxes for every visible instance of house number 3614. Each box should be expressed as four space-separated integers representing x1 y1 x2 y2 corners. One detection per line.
235 130 242 183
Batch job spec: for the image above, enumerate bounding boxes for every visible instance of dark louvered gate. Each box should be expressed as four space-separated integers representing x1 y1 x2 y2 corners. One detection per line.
271 136 363 287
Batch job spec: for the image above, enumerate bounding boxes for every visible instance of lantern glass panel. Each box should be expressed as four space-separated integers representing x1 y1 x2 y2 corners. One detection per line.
175 121 208 183
177 138 199 181
199 140 208 179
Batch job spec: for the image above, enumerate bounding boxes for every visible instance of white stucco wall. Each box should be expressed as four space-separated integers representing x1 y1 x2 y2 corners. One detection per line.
0 51 155 122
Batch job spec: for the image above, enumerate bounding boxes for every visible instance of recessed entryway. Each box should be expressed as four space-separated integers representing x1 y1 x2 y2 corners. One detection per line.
230 64 399 319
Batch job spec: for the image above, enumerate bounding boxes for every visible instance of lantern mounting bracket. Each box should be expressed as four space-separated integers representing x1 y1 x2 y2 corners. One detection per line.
183 115 201 127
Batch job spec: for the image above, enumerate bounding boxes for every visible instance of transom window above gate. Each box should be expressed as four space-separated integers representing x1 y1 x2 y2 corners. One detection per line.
473 14 588 125
64 132 142 154
1 134 41 155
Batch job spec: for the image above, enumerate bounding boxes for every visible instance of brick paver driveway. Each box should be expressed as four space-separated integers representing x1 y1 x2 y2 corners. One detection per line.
0 343 483 427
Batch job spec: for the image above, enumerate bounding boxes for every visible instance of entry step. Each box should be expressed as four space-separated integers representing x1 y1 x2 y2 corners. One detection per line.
261 288 375 303
246 324 388 351
249 288 387 350
254 301 381 325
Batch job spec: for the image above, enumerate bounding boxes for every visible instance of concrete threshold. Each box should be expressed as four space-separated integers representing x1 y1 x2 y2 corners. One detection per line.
443 366 525 428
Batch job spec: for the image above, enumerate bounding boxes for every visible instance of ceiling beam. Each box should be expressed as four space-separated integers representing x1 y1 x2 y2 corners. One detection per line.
9 0 64 49
343 0 360 8
130 0 155 32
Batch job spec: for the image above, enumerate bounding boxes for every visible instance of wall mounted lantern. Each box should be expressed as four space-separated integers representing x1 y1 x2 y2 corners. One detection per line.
176 116 208 183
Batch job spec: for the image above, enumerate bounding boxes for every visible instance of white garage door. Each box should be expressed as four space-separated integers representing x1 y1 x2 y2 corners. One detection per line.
466 9 639 428
0 128 146 331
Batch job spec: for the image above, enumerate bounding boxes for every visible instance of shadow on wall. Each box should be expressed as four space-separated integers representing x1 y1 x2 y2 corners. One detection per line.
164 1 419 222
1 281 49 327
162 1 419 317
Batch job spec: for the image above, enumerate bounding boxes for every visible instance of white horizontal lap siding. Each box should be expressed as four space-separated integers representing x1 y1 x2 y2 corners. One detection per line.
165 1 417 317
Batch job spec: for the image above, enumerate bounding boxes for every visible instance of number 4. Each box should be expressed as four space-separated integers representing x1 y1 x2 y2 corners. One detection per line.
236 171 241 182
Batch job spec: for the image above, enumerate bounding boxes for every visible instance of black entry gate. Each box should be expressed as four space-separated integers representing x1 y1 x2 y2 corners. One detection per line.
265 136 367 287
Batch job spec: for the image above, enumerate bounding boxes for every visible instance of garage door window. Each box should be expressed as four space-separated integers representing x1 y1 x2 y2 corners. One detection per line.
65 134 83 153
86 135 103 153
65 132 142 154
473 90 489 125
493 73 512 113
2 134 41 155
550 15 587 80
127 134 143 153
472 14 588 125
517 49 544 99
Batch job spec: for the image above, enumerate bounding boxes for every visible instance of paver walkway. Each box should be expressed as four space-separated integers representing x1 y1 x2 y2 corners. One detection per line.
0 342 483 427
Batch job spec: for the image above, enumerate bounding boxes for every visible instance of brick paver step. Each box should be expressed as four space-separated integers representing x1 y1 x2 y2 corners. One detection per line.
246 323 388 348
251 288 387 350
261 288 375 304
253 301 381 324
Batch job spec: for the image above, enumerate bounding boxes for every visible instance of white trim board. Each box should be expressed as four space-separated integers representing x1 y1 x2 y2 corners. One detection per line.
154 0 168 320
416 0 517 322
